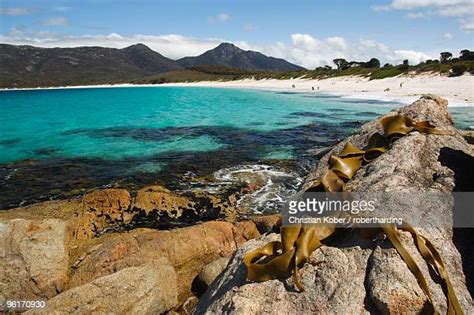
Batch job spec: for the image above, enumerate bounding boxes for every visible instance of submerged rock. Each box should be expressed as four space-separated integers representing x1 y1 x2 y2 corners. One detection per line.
195 95 474 314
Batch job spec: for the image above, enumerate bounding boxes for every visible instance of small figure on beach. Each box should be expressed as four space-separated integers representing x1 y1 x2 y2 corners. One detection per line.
400 82 404 88
384 87 390 92
292 84 295 88
312 86 314 90
317 86 320 90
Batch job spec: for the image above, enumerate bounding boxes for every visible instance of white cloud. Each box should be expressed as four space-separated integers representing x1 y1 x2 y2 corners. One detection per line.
373 0 474 31
406 12 427 18
242 34 432 68
326 37 348 51
392 49 432 63
40 17 69 26
461 16 474 30
437 4 474 16
0 29 434 68
243 23 256 32
370 5 392 11
106 33 123 40
389 0 469 9
0 7 32 16
207 13 232 23
443 32 453 39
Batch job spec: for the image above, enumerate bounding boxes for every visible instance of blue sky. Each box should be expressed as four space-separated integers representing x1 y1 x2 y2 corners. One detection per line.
1 0 473 68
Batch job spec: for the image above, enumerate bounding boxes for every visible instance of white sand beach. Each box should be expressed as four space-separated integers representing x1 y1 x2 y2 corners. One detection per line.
163 73 474 107
2 73 473 107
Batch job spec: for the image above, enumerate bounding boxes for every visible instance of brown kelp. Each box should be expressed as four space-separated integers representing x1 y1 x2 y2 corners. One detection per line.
243 115 462 314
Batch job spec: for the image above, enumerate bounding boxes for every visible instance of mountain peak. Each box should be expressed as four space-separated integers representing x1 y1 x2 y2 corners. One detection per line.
207 42 244 62
212 43 244 56
177 41 304 71
214 42 241 51
122 43 152 52
120 43 181 72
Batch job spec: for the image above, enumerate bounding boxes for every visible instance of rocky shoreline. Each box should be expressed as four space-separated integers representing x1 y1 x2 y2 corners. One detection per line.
1 95 473 314
0 183 281 313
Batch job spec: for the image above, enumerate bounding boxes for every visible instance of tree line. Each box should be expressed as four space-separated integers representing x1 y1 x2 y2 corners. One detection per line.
330 49 474 70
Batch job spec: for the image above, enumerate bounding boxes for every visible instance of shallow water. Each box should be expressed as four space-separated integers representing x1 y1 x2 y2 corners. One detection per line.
0 87 472 210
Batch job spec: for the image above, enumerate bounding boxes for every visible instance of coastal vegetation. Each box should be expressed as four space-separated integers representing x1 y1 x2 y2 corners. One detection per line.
137 49 474 85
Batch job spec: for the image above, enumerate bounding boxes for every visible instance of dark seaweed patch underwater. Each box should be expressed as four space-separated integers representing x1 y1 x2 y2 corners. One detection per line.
7 86 471 210
0 121 358 209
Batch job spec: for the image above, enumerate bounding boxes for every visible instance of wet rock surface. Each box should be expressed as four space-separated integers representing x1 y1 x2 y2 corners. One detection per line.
195 96 474 314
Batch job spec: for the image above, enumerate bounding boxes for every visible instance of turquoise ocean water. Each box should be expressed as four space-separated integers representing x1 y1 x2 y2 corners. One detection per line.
1 86 472 209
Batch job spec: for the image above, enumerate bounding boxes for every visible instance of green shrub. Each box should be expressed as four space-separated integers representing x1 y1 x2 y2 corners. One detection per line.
450 65 467 76
369 68 404 80
398 64 409 71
